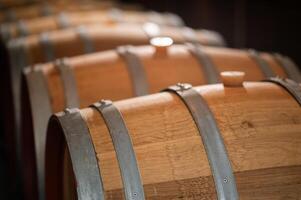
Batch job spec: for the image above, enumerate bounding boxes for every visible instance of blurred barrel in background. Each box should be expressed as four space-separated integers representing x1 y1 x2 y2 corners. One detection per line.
0 9 184 41
0 1 116 22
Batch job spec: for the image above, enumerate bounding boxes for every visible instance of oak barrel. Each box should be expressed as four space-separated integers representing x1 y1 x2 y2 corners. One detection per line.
21 42 301 200
0 1 115 17
45 77 301 199
0 10 184 41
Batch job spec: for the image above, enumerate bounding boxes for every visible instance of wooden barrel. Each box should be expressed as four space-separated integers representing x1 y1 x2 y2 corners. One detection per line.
0 1 115 18
3 23 224 140
4 23 224 73
45 77 301 199
0 10 184 41
21 42 301 200
3 24 223 116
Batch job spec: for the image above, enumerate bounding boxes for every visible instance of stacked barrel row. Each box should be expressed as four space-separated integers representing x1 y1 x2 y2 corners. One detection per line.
0 0 300 200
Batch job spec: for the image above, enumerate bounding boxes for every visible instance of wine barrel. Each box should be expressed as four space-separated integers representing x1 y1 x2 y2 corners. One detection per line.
0 1 115 18
45 77 301 199
21 42 301 200
0 10 184 41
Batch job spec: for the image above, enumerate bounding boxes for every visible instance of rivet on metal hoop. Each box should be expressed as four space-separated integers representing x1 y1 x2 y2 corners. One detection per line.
176 83 192 91
64 108 72 114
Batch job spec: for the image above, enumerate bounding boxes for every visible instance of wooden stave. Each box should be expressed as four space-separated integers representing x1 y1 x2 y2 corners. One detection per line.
45 81 301 199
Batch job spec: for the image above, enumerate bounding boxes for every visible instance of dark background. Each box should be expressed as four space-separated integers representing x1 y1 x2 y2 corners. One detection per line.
123 0 301 67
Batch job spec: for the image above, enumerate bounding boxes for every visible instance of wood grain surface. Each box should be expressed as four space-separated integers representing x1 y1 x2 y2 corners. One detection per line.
48 81 301 199
38 44 288 113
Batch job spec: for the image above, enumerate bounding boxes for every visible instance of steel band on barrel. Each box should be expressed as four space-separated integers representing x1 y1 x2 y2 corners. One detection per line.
248 49 275 78
186 43 220 84
117 46 148 96
54 58 80 108
55 108 105 200
92 100 145 200
264 77 301 106
163 83 239 200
